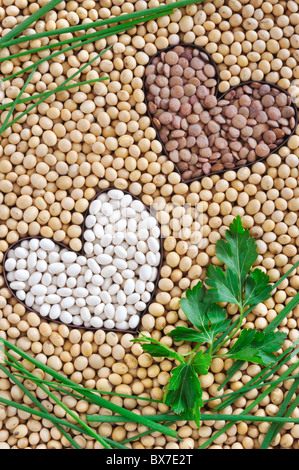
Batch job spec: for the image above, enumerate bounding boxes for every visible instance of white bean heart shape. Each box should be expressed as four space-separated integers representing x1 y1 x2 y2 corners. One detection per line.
4 189 161 331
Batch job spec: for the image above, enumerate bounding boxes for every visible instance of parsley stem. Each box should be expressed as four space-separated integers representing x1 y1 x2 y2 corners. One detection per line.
214 306 244 354
213 259 299 359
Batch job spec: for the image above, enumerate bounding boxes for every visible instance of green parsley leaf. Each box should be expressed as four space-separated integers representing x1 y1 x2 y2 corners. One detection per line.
179 281 208 331
253 330 287 353
215 215 258 288
164 363 203 427
244 268 273 308
193 351 211 376
206 266 241 306
179 282 229 344
168 327 205 342
132 334 184 363
225 329 287 366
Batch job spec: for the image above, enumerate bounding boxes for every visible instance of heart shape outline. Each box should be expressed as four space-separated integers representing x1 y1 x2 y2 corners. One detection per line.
3 188 163 333
143 43 298 184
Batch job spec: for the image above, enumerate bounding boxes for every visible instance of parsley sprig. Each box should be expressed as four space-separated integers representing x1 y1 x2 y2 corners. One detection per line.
134 216 294 425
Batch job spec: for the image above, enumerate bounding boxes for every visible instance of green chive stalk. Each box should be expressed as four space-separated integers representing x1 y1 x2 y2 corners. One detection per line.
0 78 109 112
0 338 178 438
0 363 81 449
0 0 63 46
1 45 111 133
260 378 299 449
199 359 299 449
0 0 205 48
0 395 128 449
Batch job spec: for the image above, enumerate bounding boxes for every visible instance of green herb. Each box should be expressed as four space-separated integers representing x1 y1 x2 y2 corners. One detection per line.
0 77 109 111
0 65 38 136
199 358 299 449
220 288 299 390
0 0 63 46
261 377 299 449
0 337 178 440
0 0 204 48
164 363 203 426
0 363 81 449
215 341 299 414
134 216 298 427
175 282 230 345
87 412 299 426
221 328 287 366
1 45 112 134
206 216 272 313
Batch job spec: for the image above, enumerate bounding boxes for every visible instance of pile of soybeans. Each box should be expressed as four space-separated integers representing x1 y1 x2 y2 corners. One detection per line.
0 0 299 450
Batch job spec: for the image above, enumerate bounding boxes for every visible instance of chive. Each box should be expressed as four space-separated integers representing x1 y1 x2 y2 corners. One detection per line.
0 0 63 46
0 0 204 48
0 64 38 136
200 414 299 424
0 338 178 438
86 412 299 425
198 358 299 449
0 363 81 449
260 378 299 449
11 370 86 402
120 422 173 445
0 8 173 57
0 7 173 67
3 352 131 450
1 45 111 133
0 77 108 111
9 363 112 449
0 394 127 449
7 359 175 438
1 11 162 85
1 36 98 84
86 414 179 424
13 372 162 404
0 9 174 130
1 351 113 449
264 291 299 334
203 373 299 405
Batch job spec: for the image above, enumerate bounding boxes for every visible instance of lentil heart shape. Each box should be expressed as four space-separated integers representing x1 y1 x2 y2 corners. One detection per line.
3 189 162 332
144 44 297 183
